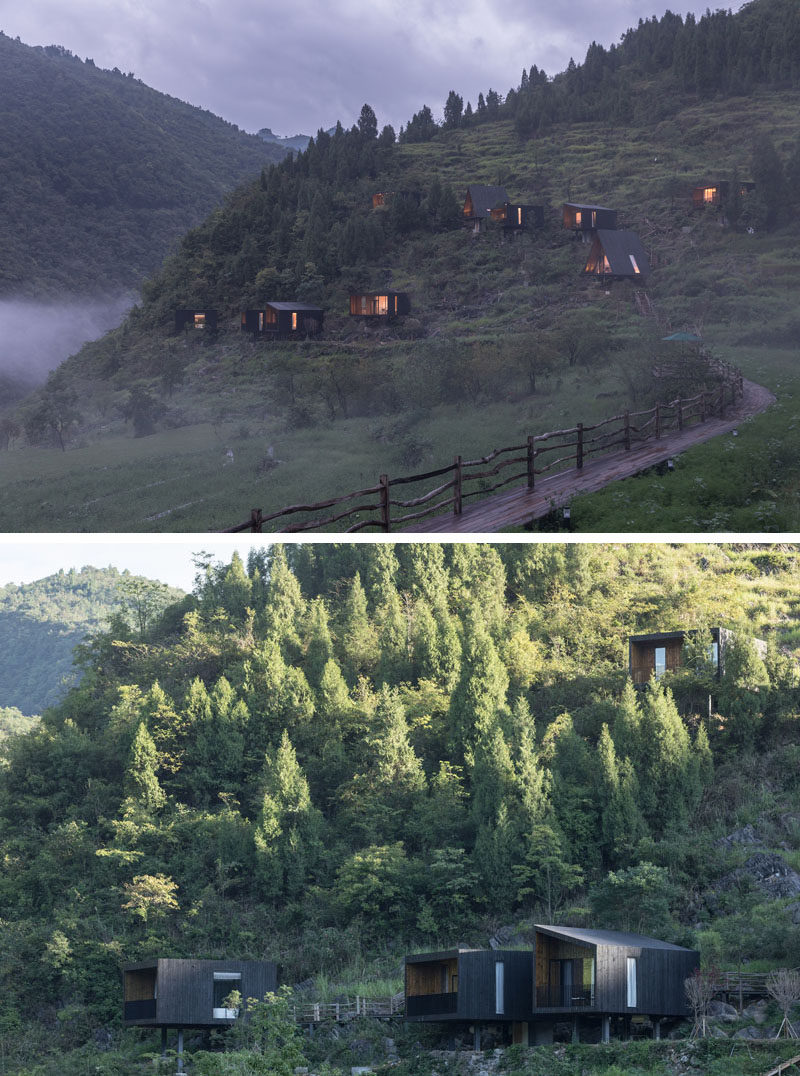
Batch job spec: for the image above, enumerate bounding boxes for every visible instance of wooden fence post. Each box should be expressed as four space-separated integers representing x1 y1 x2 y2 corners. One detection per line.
624 412 631 451
655 402 661 439
576 423 584 469
379 474 390 532
250 508 263 532
453 455 463 515
527 435 535 489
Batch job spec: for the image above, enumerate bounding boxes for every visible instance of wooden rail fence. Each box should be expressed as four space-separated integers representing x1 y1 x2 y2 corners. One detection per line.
292 993 404 1023
225 369 743 534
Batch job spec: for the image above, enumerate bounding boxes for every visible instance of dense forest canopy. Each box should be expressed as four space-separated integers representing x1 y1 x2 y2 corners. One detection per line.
3 542 800 1074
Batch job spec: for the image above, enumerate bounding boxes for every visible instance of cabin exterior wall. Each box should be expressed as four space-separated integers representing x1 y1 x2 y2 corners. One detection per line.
405 950 531 1023
123 959 277 1028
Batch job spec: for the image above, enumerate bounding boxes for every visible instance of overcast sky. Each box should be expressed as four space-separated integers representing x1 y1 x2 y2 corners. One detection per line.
1 0 749 136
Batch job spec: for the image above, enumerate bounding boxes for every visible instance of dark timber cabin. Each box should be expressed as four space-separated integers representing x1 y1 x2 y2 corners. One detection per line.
175 309 217 333
405 949 532 1047
532 926 698 1044
498 203 545 232
241 302 324 339
463 184 509 232
628 626 766 685
692 181 755 209
349 292 411 318
563 203 617 239
584 229 650 281
123 958 276 1030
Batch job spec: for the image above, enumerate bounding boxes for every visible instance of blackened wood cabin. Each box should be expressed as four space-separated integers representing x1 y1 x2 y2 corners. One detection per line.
349 292 411 317
405 949 532 1044
563 203 617 236
123 958 277 1029
628 626 767 685
175 309 218 333
498 203 545 232
584 229 650 281
463 184 510 232
532 926 698 1043
241 302 324 339
692 181 755 209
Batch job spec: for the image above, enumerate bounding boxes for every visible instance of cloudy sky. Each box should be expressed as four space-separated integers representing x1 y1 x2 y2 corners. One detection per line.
1 0 749 136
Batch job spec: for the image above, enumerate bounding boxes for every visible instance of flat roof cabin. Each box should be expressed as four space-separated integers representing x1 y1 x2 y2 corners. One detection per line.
628 626 766 685
123 958 277 1029
241 303 324 339
405 949 532 1024
563 203 617 232
175 309 217 333
349 292 411 317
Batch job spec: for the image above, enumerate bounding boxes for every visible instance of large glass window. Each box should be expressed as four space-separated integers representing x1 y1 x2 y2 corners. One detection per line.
654 646 666 677
626 958 637 1008
213 972 242 1018
495 961 505 1014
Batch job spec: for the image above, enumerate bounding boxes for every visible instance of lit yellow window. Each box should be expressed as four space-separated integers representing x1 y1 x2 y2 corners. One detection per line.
378 295 388 315
629 255 641 274
518 207 523 225
292 312 298 330
703 187 716 203
194 314 205 329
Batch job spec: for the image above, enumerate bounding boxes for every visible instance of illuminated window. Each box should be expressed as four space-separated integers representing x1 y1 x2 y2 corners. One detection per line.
258 312 264 331
575 211 582 226
518 207 523 225
394 295 398 314
591 210 597 227
292 312 298 330
629 254 641 274
703 187 716 203
603 255 612 273
193 313 205 329
361 296 368 313
378 295 388 315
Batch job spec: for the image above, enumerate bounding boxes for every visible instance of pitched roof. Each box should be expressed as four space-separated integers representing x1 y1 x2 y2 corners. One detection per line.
535 925 693 951
466 184 509 217
265 301 324 313
593 228 651 277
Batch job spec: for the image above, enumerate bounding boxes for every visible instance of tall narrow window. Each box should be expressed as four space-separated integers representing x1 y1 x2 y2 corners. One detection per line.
654 646 666 677
292 312 298 331
626 958 637 1008
495 961 505 1014
517 206 523 226
629 254 641 274
575 211 582 226
194 313 206 330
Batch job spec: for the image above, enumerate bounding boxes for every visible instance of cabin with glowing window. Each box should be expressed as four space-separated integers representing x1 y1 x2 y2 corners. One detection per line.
692 181 755 209
349 292 411 318
531 926 698 1043
241 302 324 339
463 184 510 232
562 203 617 235
122 959 277 1029
175 309 217 333
584 229 650 281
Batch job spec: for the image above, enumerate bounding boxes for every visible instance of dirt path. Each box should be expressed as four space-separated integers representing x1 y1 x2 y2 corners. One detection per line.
411 378 775 533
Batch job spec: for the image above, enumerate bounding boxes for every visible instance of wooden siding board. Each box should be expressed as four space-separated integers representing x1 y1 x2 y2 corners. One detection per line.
123 959 276 1028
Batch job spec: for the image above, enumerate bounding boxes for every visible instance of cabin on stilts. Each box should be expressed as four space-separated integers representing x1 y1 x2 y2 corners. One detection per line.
628 626 766 685
241 302 324 340
463 184 510 232
349 291 411 318
562 203 617 239
175 309 217 333
123 959 277 1068
584 229 650 281
531 926 698 1044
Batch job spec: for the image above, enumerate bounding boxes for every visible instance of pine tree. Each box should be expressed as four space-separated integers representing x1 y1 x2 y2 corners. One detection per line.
338 572 379 682
124 722 166 811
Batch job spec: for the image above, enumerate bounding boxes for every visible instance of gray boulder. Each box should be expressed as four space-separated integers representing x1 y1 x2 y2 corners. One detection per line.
708 1000 738 1022
714 824 762 849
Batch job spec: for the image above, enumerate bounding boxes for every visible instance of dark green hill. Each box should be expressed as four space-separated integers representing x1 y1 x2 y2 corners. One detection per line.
0 33 288 298
0 566 184 714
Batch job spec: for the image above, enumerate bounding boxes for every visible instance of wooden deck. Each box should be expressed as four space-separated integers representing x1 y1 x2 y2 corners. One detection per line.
412 379 774 533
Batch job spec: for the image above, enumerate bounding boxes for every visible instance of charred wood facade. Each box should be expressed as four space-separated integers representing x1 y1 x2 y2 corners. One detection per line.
175 309 217 333
241 303 324 339
349 292 411 317
405 949 532 1023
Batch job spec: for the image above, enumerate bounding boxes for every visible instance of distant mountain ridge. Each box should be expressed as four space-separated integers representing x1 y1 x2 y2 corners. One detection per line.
0 34 289 297
257 125 338 152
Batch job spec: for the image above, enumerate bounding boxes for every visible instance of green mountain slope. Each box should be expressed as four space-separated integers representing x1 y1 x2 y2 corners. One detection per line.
3 0 800 532
0 34 288 297
2 543 800 1075
0 566 184 714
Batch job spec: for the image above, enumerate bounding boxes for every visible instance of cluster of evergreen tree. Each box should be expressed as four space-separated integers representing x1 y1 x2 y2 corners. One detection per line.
2 543 799 1048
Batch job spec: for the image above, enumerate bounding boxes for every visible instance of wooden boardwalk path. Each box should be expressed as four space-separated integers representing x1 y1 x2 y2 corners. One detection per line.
412 379 774 533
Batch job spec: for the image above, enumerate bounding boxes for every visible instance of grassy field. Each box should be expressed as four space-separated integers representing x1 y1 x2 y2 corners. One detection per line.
3 90 799 532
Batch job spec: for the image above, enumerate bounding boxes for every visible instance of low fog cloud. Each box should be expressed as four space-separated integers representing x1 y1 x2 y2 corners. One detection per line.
0 294 132 404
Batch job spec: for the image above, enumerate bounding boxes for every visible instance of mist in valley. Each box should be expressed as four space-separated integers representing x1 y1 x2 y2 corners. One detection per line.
0 294 133 409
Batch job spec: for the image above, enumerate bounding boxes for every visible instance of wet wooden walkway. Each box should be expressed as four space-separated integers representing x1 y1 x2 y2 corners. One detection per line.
412 379 775 533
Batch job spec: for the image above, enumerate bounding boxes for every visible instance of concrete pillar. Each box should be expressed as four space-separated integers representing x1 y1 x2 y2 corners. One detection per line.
653 1018 662 1041
571 1016 580 1044
601 1015 611 1044
176 1028 184 1074
473 1024 482 1052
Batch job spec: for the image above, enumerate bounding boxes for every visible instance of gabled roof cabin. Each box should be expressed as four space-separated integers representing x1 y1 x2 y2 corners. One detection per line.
463 185 510 231
175 309 217 333
123 959 277 1029
350 292 411 317
584 229 650 280
533 926 697 1020
563 203 617 232
405 949 532 1024
241 302 324 339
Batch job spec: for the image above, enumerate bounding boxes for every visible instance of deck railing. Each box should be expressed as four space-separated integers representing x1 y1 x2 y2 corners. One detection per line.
224 367 743 533
292 992 405 1023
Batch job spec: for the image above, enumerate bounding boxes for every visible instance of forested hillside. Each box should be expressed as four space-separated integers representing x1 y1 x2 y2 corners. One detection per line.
4 0 799 532
3 543 800 1074
0 34 287 298
0 566 183 715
